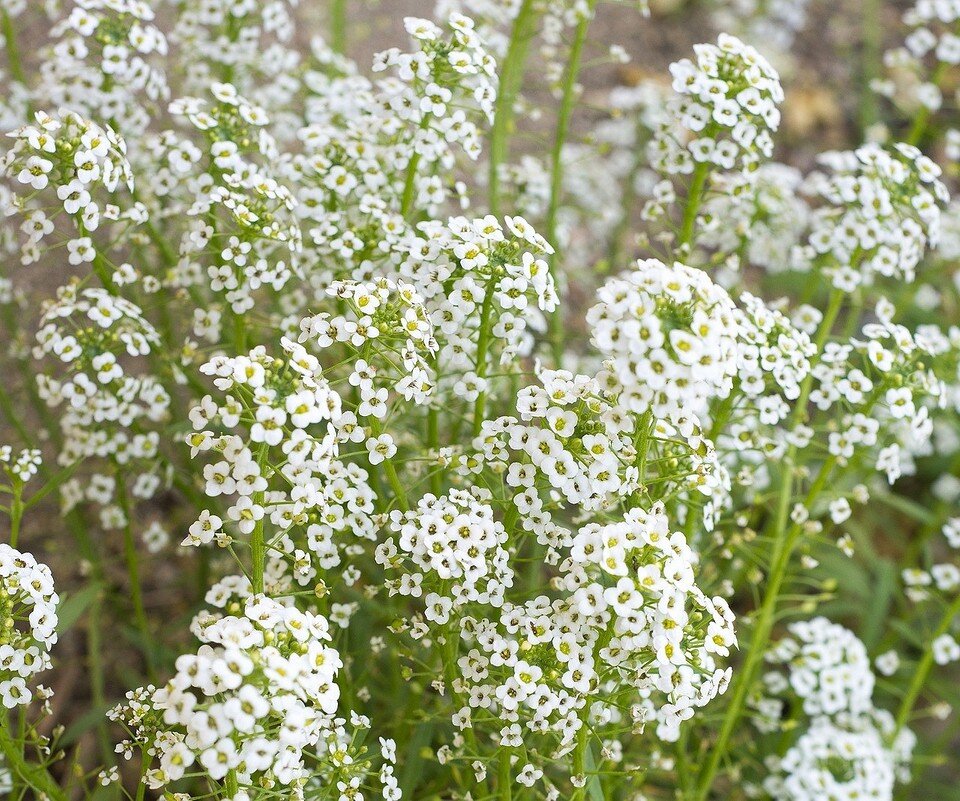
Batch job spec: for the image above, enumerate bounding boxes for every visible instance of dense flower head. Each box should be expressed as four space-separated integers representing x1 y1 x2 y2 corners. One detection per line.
168 83 302 313
758 621 915 800
588 258 740 420
1 110 139 266
37 0 168 132
377 489 514 611
0 544 58 709
650 34 783 175
299 276 437 408
765 617 875 717
0 446 42 484
794 142 949 287
876 0 960 118
110 594 343 791
467 367 637 515
565 502 736 740
698 163 809 273
735 292 816 406
34 286 168 466
764 712 914 801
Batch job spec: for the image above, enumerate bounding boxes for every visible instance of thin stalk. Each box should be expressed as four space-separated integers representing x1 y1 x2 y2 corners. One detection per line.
0 722 66 801
8 481 22 548
498 747 512 801
895 591 960 734
1 10 29 89
692 290 844 801
545 0 598 363
571 723 589 801
116 468 155 681
330 0 347 54
471 276 498 436
907 60 948 146
859 0 882 133
134 744 150 801
427 403 442 495
679 160 710 248
250 443 269 594
369 418 409 512
488 0 539 217
86 590 113 764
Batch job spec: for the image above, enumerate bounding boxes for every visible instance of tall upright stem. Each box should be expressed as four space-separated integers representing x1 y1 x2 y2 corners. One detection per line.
692 290 844 801
545 0 598 363
488 0 539 217
250 443 269 594
679 161 709 249
116 468 155 681
895 591 960 734
330 0 347 54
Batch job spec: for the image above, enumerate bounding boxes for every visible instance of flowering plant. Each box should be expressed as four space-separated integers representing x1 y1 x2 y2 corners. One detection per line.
0 1 958 801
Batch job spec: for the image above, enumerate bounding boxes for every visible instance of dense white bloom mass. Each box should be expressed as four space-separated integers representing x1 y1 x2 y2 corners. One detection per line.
588 258 740 420
0 545 58 709
651 33 784 175
111 595 342 789
0 1 959 800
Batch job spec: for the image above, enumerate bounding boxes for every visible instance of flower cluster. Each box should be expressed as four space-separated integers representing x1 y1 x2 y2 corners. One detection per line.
566 503 736 740
1 110 138 266
467 367 635 517
759 620 915 801
0 544 58 709
40 0 168 132
588 258 739 420
34 286 168 468
299 277 437 409
0 447 42 484
110 594 343 790
876 0 960 122
189 340 341 549
650 34 783 175
168 83 302 314
378 489 514 614
794 143 949 287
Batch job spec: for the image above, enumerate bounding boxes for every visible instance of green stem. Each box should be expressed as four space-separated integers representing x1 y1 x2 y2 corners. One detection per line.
369 418 409 512
692 290 844 801
679 160 710 249
488 0 539 217
471 276 498 436
330 0 347 54
8 482 22 548
545 0 598 364
1 10 29 90
134 747 150 801
0 722 66 801
895 591 960 734
86 589 113 764
907 61 947 146
498 746 512 801
859 0 882 134
251 443 269 594
116 468 155 681
571 723 589 801
224 768 240 798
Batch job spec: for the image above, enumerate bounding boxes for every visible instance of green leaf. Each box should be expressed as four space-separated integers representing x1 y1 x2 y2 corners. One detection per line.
583 738 605 801
398 721 436 799
24 460 82 511
58 702 116 747
56 582 102 634
861 560 896 651
872 490 937 526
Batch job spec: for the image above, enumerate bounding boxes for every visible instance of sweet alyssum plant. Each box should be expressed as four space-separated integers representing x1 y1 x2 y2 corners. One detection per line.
0 1 958 800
